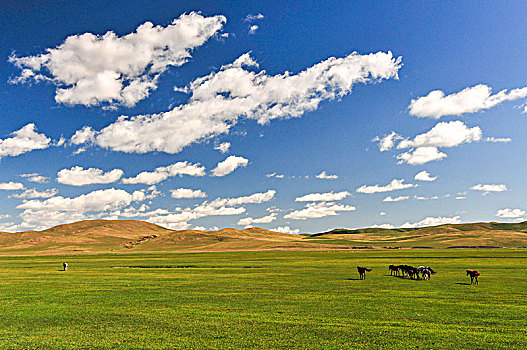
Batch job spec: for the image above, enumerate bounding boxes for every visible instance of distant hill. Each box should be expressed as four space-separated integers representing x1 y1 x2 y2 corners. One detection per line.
306 222 527 248
1 220 527 255
0 220 301 255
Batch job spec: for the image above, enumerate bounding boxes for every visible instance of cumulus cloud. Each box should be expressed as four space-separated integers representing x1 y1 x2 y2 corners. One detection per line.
266 173 285 178
396 147 447 165
0 182 25 190
237 213 277 226
401 216 461 228
122 161 205 185
170 188 207 199
370 223 395 229
486 137 511 143
414 171 437 182
356 179 416 194
272 226 300 234
496 208 525 218
244 13 264 22
211 156 248 176
73 51 401 154
209 190 276 207
383 195 409 202
295 191 350 202
0 124 51 159
11 188 58 199
372 131 402 152
17 188 142 212
20 173 49 183
409 84 527 119
248 25 259 35
147 191 272 230
70 126 96 145
284 202 355 220
57 166 123 186
9 13 226 107
214 142 231 153
470 184 507 194
397 121 482 149
315 171 338 179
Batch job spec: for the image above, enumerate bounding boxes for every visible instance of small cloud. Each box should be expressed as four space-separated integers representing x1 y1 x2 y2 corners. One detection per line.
214 142 231 154
383 196 409 202
470 184 507 195
316 171 338 179
486 137 511 143
211 156 249 177
414 171 437 182
272 226 300 234
248 25 259 35
496 208 525 218
244 13 264 22
379 212 386 216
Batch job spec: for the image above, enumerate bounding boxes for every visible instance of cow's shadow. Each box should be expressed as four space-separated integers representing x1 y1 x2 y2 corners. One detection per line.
455 282 472 285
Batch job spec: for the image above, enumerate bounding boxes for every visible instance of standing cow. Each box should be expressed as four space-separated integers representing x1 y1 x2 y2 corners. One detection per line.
63 262 68 271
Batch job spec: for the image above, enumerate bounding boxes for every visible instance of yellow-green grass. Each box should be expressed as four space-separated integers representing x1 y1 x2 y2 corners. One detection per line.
0 250 525 349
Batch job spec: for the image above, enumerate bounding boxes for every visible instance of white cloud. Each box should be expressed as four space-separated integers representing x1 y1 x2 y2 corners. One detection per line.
11 188 58 199
383 195 409 202
284 202 355 220
0 182 25 190
397 121 482 149
74 51 401 154
379 211 386 216
371 223 395 229
401 216 461 228
455 196 467 200
414 195 439 200
17 188 142 212
295 191 350 202
211 156 248 176
266 172 285 178
315 171 338 179
373 131 402 152
10 13 226 107
20 173 49 183
209 190 276 207
486 137 511 143
170 188 207 199
122 161 205 185
237 213 277 226
470 184 507 194
57 166 123 186
414 170 437 182
248 25 259 35
214 142 231 153
356 179 417 194
409 84 527 119
496 208 525 218
0 124 51 159
70 126 96 145
244 13 264 22
397 147 447 165
272 226 300 234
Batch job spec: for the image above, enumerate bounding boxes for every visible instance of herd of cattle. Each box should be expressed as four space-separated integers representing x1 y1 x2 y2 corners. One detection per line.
356 265 481 284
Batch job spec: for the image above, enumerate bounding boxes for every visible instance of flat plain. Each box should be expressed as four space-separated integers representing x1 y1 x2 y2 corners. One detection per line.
0 249 526 349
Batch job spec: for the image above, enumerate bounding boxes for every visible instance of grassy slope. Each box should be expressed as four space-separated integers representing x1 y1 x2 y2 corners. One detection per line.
0 250 525 349
0 220 301 255
1 220 527 255
307 222 527 248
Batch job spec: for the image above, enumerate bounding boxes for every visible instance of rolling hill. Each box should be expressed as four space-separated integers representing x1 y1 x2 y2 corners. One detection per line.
1 220 527 255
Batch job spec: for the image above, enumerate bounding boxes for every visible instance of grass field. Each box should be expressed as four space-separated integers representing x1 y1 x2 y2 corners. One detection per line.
0 250 526 349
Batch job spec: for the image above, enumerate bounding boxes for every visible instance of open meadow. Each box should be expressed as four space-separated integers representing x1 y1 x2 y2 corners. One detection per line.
0 249 526 349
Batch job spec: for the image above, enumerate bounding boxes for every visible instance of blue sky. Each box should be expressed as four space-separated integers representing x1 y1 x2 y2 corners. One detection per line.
1 1 526 233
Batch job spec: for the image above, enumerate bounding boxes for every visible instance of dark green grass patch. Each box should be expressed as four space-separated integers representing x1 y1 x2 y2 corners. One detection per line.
0 250 525 349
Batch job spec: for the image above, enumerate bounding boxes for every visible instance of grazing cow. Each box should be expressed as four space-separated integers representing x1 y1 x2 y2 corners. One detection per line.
63 262 68 271
357 266 372 280
466 269 480 284
389 265 399 276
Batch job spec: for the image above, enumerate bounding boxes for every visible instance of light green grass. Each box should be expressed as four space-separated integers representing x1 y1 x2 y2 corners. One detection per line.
0 250 526 349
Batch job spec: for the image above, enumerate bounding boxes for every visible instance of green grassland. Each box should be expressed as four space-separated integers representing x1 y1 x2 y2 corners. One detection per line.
0 250 526 349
